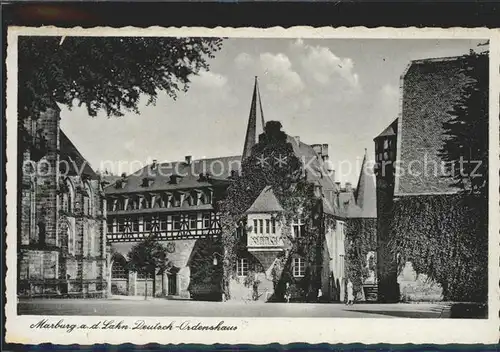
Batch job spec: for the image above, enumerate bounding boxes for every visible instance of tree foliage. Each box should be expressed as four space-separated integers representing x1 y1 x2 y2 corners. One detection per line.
127 237 172 298
440 51 489 195
217 121 323 301
389 194 487 302
389 52 488 303
19 36 223 120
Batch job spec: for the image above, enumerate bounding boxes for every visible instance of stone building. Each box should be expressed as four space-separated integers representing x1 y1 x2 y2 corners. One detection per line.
336 151 378 301
104 78 351 302
18 105 107 297
374 54 487 302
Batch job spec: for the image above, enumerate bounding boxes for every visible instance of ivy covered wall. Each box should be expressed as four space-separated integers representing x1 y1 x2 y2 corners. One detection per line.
389 194 487 302
345 218 377 300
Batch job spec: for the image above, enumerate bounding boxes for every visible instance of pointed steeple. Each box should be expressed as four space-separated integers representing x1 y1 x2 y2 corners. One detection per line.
354 148 377 218
242 77 265 160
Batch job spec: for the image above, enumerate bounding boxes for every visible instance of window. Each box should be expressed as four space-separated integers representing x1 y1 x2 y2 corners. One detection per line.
202 213 211 228
89 224 95 256
189 214 197 229
191 191 198 206
292 219 305 238
253 219 258 234
172 193 181 207
236 258 249 277
84 182 92 216
338 221 345 242
173 215 181 230
293 258 306 277
339 254 345 276
132 219 139 232
160 215 168 231
67 224 76 255
107 221 114 234
144 215 152 231
271 219 276 234
112 256 128 279
265 219 270 234
384 139 389 149
117 218 125 233
259 219 264 234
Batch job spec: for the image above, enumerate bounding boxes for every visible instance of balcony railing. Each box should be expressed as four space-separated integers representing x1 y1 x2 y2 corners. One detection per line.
247 234 284 249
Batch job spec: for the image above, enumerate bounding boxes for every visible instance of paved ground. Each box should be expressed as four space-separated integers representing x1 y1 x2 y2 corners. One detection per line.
18 297 453 318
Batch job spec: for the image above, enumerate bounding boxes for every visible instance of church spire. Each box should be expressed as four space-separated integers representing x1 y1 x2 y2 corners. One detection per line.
242 76 265 160
354 148 377 218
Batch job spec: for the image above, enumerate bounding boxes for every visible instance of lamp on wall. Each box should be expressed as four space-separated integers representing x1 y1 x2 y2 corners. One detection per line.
213 252 223 266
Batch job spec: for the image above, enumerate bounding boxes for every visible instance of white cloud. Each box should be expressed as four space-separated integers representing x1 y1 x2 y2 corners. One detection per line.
190 70 228 89
259 52 304 96
292 39 360 92
380 83 400 107
234 52 253 69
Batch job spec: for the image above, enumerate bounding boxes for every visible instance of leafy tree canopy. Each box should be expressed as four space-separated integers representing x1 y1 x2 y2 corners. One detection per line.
440 51 488 196
127 237 172 276
19 36 223 120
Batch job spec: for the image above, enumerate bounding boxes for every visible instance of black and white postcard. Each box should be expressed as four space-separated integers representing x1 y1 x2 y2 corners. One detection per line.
5 26 500 344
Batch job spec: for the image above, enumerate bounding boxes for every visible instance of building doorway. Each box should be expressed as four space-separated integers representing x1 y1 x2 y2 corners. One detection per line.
167 272 177 296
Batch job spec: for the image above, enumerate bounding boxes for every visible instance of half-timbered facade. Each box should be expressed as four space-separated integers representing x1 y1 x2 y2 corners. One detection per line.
104 156 239 298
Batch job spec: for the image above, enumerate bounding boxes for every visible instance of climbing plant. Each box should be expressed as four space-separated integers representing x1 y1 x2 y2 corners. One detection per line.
345 218 377 299
389 194 487 302
217 121 324 301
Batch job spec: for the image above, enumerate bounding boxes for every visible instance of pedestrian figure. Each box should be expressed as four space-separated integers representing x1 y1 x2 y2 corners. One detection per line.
346 279 354 305
317 288 323 303
284 282 291 303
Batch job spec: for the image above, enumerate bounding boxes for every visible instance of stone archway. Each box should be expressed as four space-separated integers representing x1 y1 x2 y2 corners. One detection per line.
110 253 129 295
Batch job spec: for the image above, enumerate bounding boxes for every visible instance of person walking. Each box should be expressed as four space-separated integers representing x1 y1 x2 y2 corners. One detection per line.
346 279 354 305
284 282 291 303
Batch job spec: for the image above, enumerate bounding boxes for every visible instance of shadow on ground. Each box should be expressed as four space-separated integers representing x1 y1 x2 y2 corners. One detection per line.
346 309 441 319
450 304 488 319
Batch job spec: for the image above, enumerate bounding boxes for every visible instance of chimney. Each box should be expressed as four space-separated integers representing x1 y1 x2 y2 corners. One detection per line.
151 159 158 170
185 155 192 165
346 182 352 192
294 136 300 144
312 144 322 158
321 144 329 161
169 175 179 184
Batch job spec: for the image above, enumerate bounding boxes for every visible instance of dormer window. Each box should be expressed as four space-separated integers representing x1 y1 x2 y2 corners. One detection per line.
169 175 180 184
142 178 152 187
292 218 305 238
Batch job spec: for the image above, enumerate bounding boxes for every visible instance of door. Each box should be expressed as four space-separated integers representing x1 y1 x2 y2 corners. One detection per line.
167 273 177 296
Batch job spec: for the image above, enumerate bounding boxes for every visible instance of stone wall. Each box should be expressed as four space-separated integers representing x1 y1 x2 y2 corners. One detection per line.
18 106 107 297
397 57 470 195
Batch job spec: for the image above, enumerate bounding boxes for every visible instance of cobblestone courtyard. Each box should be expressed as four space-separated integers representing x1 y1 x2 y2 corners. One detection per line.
18 297 457 318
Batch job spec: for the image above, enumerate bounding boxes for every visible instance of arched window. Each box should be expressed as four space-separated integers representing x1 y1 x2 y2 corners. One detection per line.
26 180 36 245
67 220 76 255
84 182 93 216
112 254 128 279
63 179 75 213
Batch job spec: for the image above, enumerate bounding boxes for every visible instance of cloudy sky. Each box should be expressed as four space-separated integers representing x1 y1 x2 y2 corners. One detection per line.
60 38 482 185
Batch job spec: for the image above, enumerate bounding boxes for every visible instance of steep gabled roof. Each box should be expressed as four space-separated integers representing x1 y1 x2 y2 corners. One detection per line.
354 150 377 218
246 186 284 213
60 130 97 179
375 118 398 139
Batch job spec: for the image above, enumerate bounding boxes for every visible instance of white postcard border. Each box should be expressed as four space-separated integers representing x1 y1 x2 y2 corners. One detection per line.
5 26 500 345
